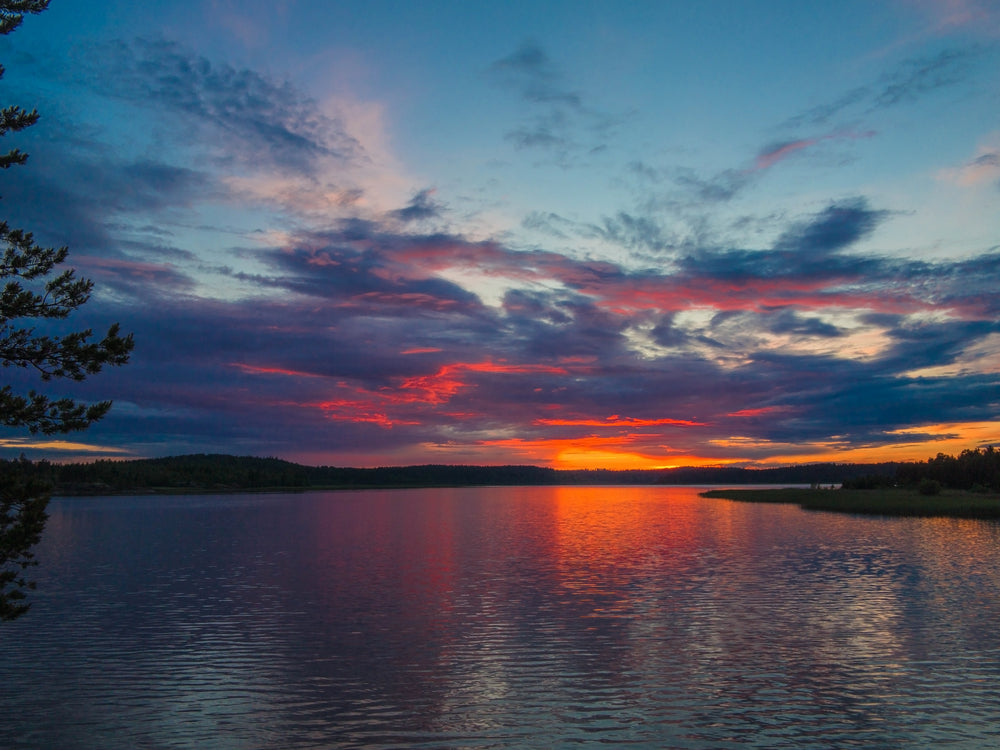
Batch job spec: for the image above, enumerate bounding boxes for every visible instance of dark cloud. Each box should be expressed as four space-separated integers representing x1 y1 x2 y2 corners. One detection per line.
118 161 211 205
502 289 628 361
774 198 886 255
650 313 691 348
970 152 999 168
521 210 575 238
767 365 998 446
488 40 583 108
389 189 442 223
780 47 980 135
0 162 113 252
488 40 620 164
874 48 973 108
505 125 570 152
672 167 751 203
503 289 573 325
874 317 998 372
781 87 870 129
921 252 1000 317
765 309 843 338
0 144 220 303
667 131 875 208
83 38 363 173
74 255 197 295
626 160 666 184
588 211 674 255
668 199 887 291
245 224 493 319
0 116 216 257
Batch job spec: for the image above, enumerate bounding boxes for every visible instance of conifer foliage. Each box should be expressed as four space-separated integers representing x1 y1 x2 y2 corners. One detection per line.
1 0 133 620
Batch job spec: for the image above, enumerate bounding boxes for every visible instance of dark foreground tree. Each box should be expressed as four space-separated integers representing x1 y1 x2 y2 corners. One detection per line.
1 455 49 619
1 0 133 619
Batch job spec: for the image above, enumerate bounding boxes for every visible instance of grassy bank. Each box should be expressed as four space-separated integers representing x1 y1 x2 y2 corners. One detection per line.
700 487 1000 519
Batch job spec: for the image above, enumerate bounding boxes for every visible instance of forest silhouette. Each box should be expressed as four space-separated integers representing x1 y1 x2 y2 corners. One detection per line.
7 446 997 495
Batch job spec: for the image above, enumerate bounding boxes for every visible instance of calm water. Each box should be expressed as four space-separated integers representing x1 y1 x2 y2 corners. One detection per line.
2 486 999 749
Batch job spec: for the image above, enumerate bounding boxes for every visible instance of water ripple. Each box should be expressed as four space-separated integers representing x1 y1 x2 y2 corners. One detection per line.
2 487 999 748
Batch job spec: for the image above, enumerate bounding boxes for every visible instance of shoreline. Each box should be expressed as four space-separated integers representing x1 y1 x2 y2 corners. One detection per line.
701 487 1000 520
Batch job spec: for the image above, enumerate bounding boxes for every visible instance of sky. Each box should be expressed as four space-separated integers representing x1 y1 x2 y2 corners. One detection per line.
1 0 999 469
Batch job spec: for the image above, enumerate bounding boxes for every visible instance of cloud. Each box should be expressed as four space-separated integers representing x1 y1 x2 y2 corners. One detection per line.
781 87 871 129
665 200 887 296
5 7 997 468
672 167 751 204
84 38 365 174
73 256 196 293
664 46 983 212
753 130 877 171
906 0 1000 38
873 48 973 107
781 47 983 134
663 131 876 209
488 40 583 108
754 138 821 171
521 211 575 238
587 211 675 255
773 198 887 255
505 125 570 152
389 188 442 223
765 309 843 338
487 40 620 163
0 145 216 257
53 207 1000 465
938 141 1000 187
204 0 297 48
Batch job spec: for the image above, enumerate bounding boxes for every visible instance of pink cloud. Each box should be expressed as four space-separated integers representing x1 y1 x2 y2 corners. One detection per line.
753 130 877 171
908 0 1000 36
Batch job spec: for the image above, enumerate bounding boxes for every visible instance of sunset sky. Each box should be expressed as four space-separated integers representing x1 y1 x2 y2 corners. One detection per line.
2 0 999 469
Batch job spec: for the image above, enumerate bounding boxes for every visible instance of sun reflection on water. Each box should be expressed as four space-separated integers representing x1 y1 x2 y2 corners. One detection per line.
4 489 1000 748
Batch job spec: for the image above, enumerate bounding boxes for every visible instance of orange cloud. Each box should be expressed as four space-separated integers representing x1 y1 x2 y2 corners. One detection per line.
710 421 1000 466
230 362 322 378
535 415 705 428
471 434 727 470
727 406 789 418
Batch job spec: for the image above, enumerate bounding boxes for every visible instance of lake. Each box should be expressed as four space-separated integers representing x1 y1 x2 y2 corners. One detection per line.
2 486 999 749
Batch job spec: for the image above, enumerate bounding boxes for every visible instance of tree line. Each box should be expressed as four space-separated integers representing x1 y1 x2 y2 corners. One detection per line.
842 446 1000 492
8 453 905 495
895 447 1000 492
13 448 995 497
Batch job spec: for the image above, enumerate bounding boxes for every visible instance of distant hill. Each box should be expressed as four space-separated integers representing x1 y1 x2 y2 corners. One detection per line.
18 453 901 495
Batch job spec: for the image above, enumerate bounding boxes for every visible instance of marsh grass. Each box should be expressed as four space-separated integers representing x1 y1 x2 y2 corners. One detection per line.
700 487 1000 519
